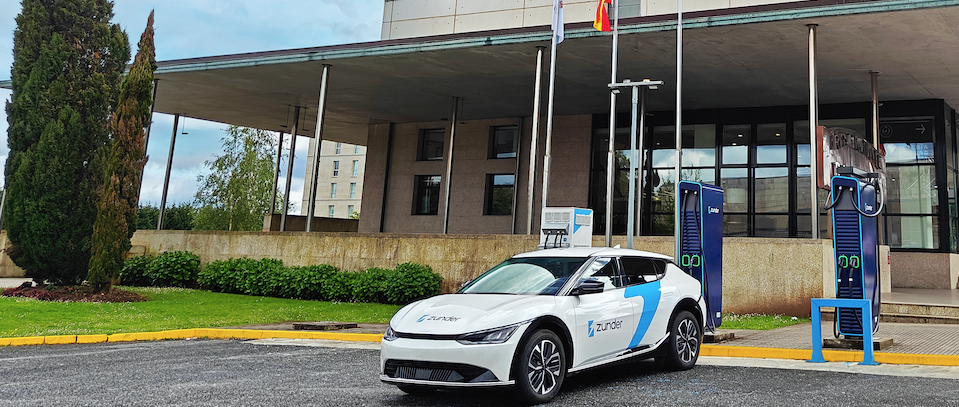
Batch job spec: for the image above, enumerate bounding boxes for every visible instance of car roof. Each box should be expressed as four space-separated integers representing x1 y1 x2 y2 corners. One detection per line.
512 247 674 261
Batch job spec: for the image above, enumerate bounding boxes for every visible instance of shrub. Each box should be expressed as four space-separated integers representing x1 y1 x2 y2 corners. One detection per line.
386 262 443 304
291 265 339 300
351 267 395 303
146 251 200 287
120 255 156 287
199 258 258 293
322 271 356 302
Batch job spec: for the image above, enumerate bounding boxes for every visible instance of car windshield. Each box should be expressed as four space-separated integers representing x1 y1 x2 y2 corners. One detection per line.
459 257 589 295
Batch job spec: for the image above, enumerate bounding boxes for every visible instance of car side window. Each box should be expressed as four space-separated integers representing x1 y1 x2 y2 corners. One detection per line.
620 257 663 286
577 257 625 290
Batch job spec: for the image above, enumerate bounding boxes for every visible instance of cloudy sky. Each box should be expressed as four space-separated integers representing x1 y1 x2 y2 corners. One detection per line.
0 1 384 211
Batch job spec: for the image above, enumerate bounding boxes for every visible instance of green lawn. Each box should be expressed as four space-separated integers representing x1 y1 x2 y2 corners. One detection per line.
719 313 810 330
0 287 403 338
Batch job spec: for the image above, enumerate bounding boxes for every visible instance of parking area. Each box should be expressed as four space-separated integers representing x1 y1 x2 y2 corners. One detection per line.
1 339 957 406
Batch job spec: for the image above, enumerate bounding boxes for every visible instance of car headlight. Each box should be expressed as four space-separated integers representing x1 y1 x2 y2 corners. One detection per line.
456 321 529 345
384 326 398 341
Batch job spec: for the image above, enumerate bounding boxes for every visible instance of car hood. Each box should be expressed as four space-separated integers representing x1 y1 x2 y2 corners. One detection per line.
391 294 557 335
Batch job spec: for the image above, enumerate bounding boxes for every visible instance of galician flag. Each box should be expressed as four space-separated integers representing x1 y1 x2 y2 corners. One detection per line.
552 0 565 43
594 0 612 32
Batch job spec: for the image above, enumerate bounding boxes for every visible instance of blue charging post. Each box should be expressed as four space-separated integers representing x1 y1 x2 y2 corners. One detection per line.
808 298 879 365
678 181 723 330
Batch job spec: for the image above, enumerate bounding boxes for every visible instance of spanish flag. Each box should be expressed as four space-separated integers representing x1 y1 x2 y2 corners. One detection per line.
594 0 612 32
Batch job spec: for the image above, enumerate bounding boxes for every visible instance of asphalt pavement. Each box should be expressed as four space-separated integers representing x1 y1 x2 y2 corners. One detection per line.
1 339 957 407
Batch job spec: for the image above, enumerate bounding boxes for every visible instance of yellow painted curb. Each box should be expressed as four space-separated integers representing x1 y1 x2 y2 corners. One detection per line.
43 335 77 345
77 335 109 344
701 345 959 367
5 336 45 346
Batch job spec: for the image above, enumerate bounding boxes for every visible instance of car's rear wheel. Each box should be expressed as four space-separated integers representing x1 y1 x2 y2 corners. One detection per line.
665 310 701 371
396 384 436 396
514 329 566 405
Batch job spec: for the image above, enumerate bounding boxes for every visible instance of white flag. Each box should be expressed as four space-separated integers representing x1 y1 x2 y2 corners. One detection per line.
552 0 565 44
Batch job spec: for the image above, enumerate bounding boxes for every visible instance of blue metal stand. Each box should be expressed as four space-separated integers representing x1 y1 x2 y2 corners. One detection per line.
808 298 879 366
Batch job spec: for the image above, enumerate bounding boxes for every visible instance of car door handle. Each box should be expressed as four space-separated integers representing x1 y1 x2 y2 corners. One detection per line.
661 288 677 296
619 301 630 307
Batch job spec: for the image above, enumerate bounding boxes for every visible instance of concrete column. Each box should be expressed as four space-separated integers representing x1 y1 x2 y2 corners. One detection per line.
157 113 179 230
280 107 301 232
306 64 332 232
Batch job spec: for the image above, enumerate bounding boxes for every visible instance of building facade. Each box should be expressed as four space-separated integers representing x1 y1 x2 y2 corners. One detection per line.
302 140 366 219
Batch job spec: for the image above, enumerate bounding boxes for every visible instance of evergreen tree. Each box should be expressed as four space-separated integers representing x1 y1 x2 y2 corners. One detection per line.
4 0 130 285
193 126 280 231
89 12 156 292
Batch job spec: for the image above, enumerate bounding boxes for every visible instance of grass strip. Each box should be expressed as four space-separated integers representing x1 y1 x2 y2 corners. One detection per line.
717 313 810 330
0 287 402 338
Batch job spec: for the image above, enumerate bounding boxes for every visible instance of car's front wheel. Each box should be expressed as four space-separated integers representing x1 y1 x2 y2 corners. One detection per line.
665 310 701 371
514 329 566 405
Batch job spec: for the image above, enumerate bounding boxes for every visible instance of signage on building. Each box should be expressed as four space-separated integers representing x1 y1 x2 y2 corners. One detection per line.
815 126 886 190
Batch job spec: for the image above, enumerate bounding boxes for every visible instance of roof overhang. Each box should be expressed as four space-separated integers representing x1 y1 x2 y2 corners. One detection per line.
7 0 959 146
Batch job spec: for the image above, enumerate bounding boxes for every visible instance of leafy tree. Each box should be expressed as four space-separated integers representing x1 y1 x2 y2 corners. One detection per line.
136 203 195 230
193 126 280 231
4 0 130 285
88 12 156 292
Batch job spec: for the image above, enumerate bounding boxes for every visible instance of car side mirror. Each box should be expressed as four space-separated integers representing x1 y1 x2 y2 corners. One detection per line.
571 279 605 296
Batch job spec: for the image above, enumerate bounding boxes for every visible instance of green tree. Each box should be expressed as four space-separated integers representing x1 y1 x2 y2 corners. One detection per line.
193 126 280 231
88 12 156 292
4 0 130 285
136 203 195 230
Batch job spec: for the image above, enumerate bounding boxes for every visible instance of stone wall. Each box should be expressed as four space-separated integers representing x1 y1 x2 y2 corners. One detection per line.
131 230 843 316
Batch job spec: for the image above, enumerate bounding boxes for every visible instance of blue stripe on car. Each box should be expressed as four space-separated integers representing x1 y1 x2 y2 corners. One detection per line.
624 280 661 348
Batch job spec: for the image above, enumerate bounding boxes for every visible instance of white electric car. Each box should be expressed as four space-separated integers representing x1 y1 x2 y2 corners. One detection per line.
380 247 706 404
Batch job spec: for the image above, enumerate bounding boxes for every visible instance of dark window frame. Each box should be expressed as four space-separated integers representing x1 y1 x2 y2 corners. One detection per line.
484 173 515 216
418 128 445 161
412 175 442 215
488 125 519 159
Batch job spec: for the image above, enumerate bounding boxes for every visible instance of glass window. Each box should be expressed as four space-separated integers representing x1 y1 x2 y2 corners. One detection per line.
413 175 441 215
651 125 715 168
721 168 748 213
651 214 675 236
352 160 359 176
884 215 939 249
886 166 937 214
354 145 361 154
577 257 624 290
485 174 515 216
755 214 789 237
722 124 750 165
460 257 589 296
418 129 445 161
756 123 787 164
330 183 337 199
620 257 663 285
332 161 339 177
884 143 935 164
724 214 748 237
349 182 357 199
347 205 354 215
490 126 518 159
328 205 335 217
335 142 341 154
755 167 789 213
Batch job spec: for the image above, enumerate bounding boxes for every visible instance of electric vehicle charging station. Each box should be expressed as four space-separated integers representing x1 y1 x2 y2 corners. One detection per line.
678 181 723 330
538 207 593 249
828 167 882 337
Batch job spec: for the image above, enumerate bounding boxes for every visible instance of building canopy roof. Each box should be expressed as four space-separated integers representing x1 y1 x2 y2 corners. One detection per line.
144 0 959 145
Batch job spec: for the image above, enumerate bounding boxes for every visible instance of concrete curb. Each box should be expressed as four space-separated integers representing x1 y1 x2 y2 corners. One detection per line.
3 331 958 367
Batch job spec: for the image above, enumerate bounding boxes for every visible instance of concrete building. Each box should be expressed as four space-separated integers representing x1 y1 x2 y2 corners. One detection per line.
302 140 366 219
34 0 958 291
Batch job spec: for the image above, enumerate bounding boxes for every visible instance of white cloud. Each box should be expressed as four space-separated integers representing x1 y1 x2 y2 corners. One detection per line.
1 1 380 210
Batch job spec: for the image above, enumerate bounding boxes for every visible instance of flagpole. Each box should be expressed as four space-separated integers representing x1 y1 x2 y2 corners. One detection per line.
604 0 619 247
543 0 563 210
674 0 684 260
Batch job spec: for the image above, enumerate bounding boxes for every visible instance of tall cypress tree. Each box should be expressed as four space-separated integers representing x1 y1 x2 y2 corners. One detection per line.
88 11 156 292
4 0 130 285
